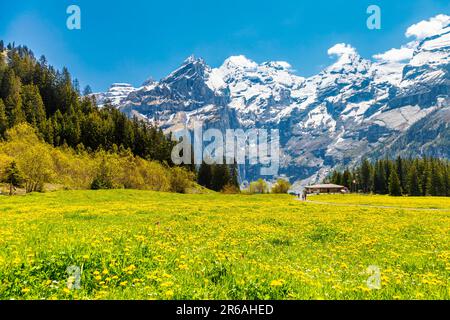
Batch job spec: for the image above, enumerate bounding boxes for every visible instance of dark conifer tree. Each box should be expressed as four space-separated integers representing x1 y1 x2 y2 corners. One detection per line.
373 160 387 194
211 162 231 192
389 170 402 196
197 162 213 189
82 85 93 96
0 98 7 137
407 164 421 196
360 158 372 193
230 160 240 188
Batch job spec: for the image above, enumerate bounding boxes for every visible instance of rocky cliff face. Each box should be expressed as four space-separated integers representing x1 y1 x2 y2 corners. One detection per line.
93 22 450 187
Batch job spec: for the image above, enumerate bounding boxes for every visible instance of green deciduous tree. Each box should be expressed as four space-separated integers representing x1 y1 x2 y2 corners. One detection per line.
271 178 291 194
249 179 269 194
3 161 23 195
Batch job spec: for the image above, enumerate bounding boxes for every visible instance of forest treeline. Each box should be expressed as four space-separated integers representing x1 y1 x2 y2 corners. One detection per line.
0 124 196 194
196 161 240 192
0 41 248 194
2 41 449 197
0 41 174 163
0 41 203 194
327 157 450 196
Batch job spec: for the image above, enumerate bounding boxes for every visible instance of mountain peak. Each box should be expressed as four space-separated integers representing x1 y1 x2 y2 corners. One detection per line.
325 44 370 74
162 55 210 84
183 54 206 65
222 55 258 70
261 61 292 70
110 83 134 88
142 77 156 87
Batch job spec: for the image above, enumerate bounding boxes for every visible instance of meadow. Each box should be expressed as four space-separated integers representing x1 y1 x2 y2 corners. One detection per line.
0 190 449 300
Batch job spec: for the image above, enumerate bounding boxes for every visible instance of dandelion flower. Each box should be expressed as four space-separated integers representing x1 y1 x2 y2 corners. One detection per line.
270 279 284 287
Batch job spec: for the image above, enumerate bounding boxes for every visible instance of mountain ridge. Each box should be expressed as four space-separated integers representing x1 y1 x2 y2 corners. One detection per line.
92 19 450 187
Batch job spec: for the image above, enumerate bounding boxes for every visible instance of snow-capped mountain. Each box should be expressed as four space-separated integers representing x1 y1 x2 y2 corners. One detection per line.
116 56 237 132
93 83 137 108
93 16 450 186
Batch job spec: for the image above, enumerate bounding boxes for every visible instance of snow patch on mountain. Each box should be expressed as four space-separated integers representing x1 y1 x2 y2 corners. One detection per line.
369 105 436 131
94 14 450 186
93 83 137 108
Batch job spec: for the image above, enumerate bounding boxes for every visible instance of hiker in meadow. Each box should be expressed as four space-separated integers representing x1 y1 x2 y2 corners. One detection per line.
303 189 307 201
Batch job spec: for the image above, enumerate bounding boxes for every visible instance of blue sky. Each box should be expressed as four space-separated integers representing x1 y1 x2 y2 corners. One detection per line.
1 0 449 91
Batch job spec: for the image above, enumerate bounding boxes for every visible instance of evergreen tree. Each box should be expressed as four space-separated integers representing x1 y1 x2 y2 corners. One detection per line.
388 170 402 196
407 164 421 196
429 163 445 196
1 69 25 126
328 157 450 197
21 84 46 131
360 158 372 193
230 161 240 188
373 160 387 194
0 98 7 137
181 143 196 173
197 162 213 189
383 159 392 192
342 169 352 189
0 45 178 165
73 79 80 94
335 170 342 185
396 156 406 193
211 163 231 192
82 85 92 96
421 163 431 196
445 166 450 197
329 170 340 185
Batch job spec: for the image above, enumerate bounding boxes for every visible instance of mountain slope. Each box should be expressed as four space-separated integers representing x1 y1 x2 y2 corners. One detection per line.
93 20 450 187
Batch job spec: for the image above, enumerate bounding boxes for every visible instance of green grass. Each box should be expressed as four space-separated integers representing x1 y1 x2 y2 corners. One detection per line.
0 190 449 300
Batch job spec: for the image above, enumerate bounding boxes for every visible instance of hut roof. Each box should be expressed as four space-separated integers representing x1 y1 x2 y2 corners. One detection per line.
305 184 345 189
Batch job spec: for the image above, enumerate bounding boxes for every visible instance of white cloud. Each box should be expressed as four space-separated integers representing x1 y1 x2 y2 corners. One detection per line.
372 14 450 64
373 46 414 63
327 43 357 57
405 14 450 40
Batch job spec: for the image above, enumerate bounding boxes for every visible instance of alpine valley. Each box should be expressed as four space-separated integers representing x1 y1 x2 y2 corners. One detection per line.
93 18 450 188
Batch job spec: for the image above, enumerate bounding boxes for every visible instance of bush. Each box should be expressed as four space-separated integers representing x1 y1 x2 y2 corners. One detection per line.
50 148 96 189
222 184 240 194
249 179 269 194
21 144 54 192
0 124 196 193
169 167 194 194
117 153 171 191
1 125 53 192
271 179 291 194
91 158 114 190
0 154 13 178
